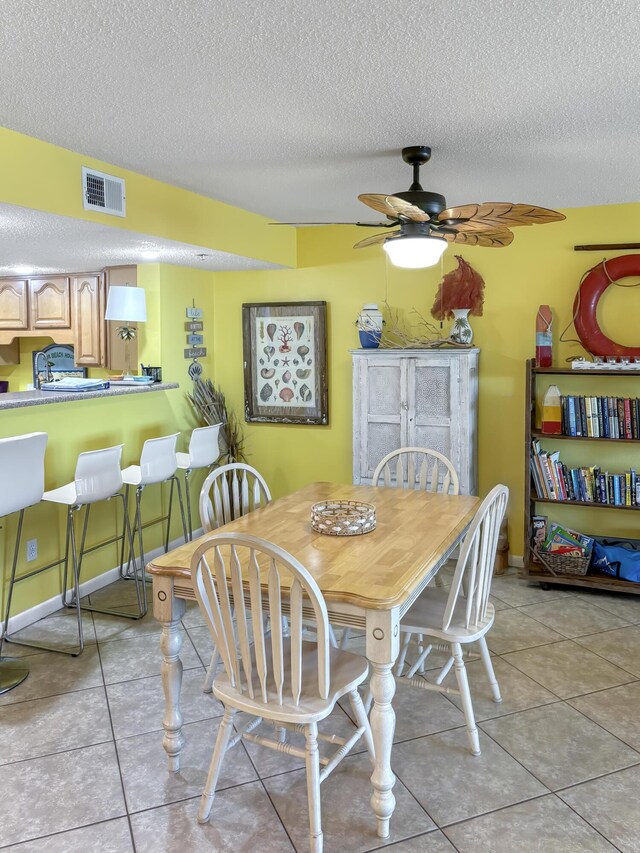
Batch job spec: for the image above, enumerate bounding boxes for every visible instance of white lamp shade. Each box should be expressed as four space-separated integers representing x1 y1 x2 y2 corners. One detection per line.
105 286 147 322
383 235 448 269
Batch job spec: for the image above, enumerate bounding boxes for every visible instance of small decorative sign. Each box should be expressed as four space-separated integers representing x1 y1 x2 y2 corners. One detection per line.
186 306 203 319
185 321 204 332
32 344 86 387
184 346 207 359
186 334 204 346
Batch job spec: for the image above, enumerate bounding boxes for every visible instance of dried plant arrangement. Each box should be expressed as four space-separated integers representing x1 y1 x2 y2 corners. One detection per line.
187 378 247 463
430 255 485 321
379 302 470 349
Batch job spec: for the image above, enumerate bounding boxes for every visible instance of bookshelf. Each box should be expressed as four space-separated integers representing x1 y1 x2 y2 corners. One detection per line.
524 359 640 595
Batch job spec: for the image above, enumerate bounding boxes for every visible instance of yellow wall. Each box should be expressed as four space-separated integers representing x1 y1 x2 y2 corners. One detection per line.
0 126 295 267
212 203 640 556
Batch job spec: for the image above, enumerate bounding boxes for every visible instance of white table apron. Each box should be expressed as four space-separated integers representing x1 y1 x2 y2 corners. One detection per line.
152 532 466 839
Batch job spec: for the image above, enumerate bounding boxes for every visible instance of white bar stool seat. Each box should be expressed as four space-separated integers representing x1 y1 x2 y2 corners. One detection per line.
122 433 188 582
176 424 222 540
0 432 47 694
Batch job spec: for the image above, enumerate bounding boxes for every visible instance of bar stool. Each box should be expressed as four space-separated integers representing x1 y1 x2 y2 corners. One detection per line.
176 424 222 540
0 432 47 694
121 433 188 582
4 443 142 658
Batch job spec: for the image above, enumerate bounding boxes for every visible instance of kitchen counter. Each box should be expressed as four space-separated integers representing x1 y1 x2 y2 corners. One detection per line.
0 381 179 411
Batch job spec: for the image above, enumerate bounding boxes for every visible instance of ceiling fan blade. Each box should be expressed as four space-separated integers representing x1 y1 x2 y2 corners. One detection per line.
268 221 397 227
443 228 514 248
354 230 401 249
438 203 565 230
358 194 430 222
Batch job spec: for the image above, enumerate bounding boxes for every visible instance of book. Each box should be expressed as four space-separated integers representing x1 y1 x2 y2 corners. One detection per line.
618 398 626 439
530 515 547 562
586 397 593 437
579 396 588 436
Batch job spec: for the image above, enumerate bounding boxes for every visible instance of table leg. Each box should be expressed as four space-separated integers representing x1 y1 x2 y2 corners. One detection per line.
154 576 186 772
366 608 400 839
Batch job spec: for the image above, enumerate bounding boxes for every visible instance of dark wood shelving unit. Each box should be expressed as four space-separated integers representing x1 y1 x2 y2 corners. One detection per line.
524 359 640 596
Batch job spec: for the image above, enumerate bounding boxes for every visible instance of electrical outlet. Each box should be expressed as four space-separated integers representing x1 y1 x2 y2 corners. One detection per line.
26 538 38 562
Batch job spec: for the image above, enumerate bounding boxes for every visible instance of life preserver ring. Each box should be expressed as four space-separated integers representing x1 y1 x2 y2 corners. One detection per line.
574 255 640 356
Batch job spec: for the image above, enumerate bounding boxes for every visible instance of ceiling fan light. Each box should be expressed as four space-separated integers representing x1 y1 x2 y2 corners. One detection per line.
382 235 447 269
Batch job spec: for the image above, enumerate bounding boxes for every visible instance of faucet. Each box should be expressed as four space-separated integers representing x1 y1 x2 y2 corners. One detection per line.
34 351 51 390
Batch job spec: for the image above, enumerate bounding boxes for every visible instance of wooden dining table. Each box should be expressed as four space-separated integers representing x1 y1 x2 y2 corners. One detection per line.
148 481 479 839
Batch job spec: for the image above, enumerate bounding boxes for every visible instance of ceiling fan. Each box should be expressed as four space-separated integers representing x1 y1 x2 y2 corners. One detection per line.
271 146 566 268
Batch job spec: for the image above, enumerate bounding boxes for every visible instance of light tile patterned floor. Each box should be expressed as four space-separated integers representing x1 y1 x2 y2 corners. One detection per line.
1 570 639 852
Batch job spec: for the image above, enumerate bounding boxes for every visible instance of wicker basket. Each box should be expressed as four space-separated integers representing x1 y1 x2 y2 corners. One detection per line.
536 545 592 577
311 500 376 536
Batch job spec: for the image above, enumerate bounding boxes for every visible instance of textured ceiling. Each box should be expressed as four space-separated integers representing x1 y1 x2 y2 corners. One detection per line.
0 204 284 275
0 1 638 224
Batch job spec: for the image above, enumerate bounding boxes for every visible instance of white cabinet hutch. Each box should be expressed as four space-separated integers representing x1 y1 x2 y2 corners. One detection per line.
352 348 479 494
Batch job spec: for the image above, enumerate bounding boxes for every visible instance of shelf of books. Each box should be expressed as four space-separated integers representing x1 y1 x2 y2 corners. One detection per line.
524 359 640 595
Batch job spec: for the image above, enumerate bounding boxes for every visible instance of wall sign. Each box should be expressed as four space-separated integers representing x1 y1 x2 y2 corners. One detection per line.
185 321 204 332
32 344 86 387
186 334 204 346
184 346 207 359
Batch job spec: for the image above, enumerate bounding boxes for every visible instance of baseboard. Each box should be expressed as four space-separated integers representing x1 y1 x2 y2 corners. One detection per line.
509 554 524 568
1 527 203 635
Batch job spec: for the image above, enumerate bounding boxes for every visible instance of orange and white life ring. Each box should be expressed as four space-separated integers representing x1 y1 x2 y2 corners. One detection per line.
574 255 640 357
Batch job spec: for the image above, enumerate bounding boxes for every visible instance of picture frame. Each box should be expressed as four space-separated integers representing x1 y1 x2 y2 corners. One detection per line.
242 301 328 424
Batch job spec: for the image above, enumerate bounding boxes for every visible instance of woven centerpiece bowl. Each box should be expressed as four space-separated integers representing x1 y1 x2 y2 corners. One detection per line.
310 500 376 536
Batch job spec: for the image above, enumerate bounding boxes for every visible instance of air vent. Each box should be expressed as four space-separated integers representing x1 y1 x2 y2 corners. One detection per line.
82 167 126 217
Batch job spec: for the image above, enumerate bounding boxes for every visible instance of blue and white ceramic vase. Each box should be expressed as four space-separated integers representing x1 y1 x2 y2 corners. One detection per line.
356 304 384 349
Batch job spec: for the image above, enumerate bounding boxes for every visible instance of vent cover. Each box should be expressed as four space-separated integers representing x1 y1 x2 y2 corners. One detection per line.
82 167 126 217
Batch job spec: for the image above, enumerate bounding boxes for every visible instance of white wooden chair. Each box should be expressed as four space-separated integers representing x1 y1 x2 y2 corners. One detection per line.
394 484 509 756
199 463 272 692
372 446 460 495
343 447 461 657
199 462 272 534
192 533 374 853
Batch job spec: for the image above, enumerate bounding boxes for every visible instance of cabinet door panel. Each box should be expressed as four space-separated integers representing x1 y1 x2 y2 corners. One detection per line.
355 358 408 483
409 356 461 489
0 279 28 329
73 275 104 366
29 277 71 328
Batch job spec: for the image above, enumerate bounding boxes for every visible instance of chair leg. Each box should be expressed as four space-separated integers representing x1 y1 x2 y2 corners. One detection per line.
478 636 502 703
452 642 480 756
203 648 220 694
395 631 412 676
339 627 351 650
348 689 375 763
304 722 323 853
184 469 193 541
134 487 146 581
119 483 131 578
197 707 235 824
164 476 175 553
173 476 189 545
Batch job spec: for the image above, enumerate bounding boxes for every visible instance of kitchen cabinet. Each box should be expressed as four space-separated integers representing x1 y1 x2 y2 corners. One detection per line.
72 274 105 366
0 279 28 330
352 348 479 495
29 277 71 329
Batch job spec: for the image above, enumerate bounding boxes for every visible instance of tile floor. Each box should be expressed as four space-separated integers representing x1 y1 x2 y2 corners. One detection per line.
1 569 639 852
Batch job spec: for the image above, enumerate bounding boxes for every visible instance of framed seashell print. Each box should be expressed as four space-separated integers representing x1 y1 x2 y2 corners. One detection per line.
242 301 328 424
